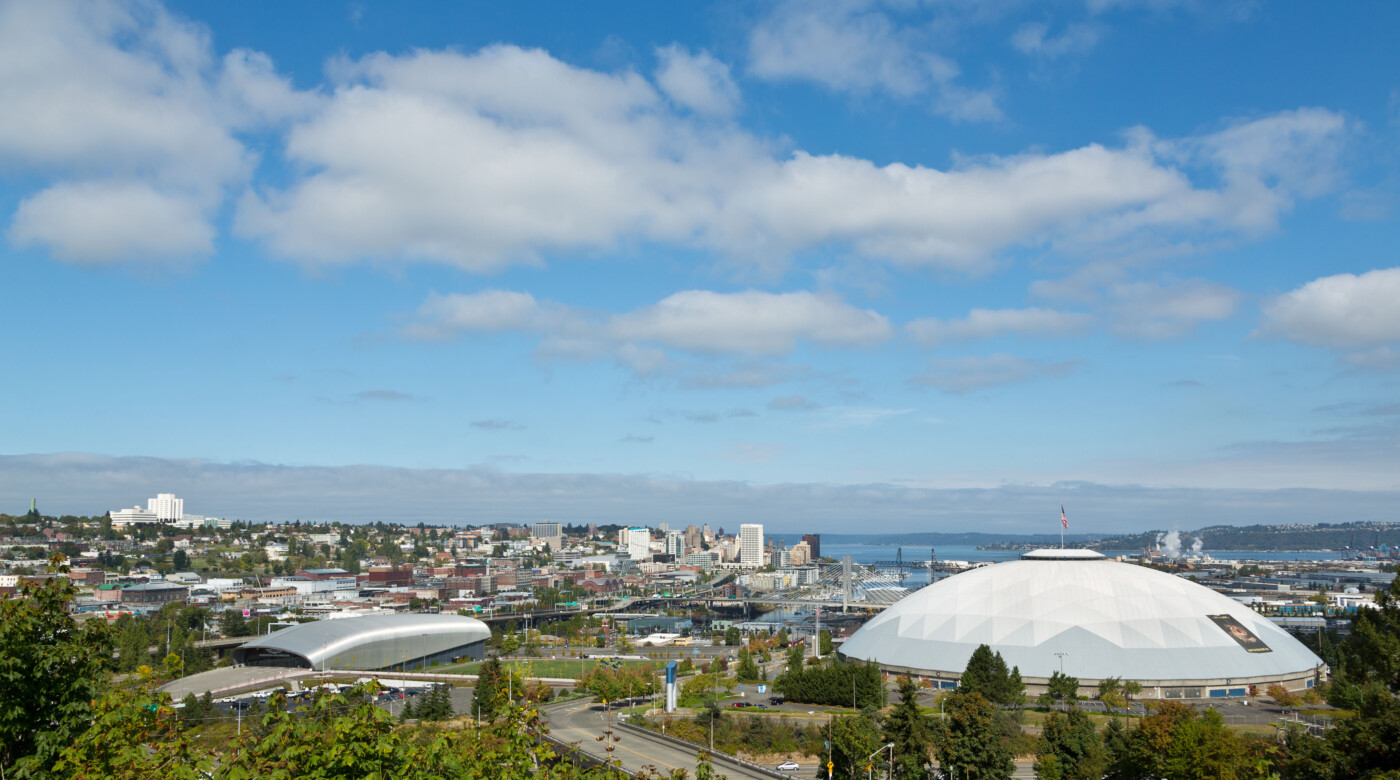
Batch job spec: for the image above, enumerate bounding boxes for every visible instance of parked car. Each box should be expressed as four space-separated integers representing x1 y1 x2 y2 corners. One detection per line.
777 761 800 771
768 696 786 705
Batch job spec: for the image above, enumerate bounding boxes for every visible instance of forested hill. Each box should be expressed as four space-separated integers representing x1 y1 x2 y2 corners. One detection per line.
1088 521 1400 552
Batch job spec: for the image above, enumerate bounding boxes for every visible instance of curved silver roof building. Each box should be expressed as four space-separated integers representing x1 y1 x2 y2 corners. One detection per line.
233 613 490 671
840 549 1324 697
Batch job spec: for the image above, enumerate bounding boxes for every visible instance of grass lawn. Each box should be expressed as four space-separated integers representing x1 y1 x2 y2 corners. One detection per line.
435 657 662 679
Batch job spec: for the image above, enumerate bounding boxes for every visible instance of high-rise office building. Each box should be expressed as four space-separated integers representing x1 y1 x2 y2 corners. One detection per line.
664 530 685 558
802 534 821 561
740 524 764 568
532 522 563 551
627 528 651 561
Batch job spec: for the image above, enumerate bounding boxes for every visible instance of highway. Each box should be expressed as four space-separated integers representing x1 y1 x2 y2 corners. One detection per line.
543 698 810 780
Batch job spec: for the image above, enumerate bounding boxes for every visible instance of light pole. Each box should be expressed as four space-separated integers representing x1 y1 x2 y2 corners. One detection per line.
865 743 894 780
1054 652 1069 710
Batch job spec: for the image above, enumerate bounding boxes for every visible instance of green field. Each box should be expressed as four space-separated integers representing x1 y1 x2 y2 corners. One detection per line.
436 657 663 679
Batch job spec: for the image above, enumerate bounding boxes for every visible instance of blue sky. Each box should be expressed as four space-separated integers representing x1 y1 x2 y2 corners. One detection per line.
1 0 1398 533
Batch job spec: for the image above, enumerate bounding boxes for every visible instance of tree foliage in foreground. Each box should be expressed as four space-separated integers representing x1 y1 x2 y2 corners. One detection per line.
0 558 113 778
934 691 1015 780
54 684 697 780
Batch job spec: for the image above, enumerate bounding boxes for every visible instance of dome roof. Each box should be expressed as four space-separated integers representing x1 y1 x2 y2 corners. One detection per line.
840 555 1322 685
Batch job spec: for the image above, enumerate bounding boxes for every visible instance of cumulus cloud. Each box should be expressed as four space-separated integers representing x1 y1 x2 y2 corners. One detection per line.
0 0 308 264
10 181 215 262
1259 267 1400 349
406 288 891 366
1011 22 1102 59
913 353 1082 394
2 4 1354 278
747 0 1002 121
610 290 892 355
906 307 1092 346
655 45 740 116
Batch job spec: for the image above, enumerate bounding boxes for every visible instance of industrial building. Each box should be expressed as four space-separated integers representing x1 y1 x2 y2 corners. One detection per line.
232 613 490 672
839 549 1325 698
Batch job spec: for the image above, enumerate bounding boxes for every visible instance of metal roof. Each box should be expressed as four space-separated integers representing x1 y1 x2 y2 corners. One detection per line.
235 613 490 670
841 556 1323 685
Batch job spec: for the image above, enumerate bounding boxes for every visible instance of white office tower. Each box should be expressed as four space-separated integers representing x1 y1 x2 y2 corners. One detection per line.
627 528 651 561
740 524 764 568
664 531 685 558
147 493 183 523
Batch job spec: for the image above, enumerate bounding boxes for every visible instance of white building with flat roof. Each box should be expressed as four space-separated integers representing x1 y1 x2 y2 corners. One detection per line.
148 493 183 523
739 524 764 568
110 506 159 527
627 528 651 562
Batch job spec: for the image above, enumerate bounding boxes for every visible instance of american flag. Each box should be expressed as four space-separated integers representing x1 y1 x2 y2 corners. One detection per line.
1061 506 1068 529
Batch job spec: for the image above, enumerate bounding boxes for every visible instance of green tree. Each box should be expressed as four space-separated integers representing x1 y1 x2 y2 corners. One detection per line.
725 626 741 646
1283 688 1400 780
787 644 805 673
219 609 251 638
736 648 761 681
883 676 932 780
934 691 1014 780
831 712 883 780
1035 708 1106 780
51 687 209 780
1045 671 1080 709
0 558 114 778
960 644 1011 703
474 656 507 720
819 630 834 656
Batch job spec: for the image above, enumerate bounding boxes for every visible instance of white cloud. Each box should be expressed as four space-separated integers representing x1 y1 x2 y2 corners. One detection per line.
913 353 1081 394
405 288 889 380
610 290 892 355
906 307 1092 346
408 287 884 357
655 45 740 116
1260 267 1400 349
404 290 561 340
747 0 1002 121
0 0 305 264
1011 22 1102 59
2 7 1354 277
9 180 214 262
1104 278 1238 339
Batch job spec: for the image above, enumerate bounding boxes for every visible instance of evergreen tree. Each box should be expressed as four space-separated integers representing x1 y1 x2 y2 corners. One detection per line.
736 648 761 681
474 656 506 720
883 676 932 779
959 644 1010 703
786 644 805 673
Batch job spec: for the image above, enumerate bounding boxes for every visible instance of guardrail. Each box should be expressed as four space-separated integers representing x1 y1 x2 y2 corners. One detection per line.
612 718 789 778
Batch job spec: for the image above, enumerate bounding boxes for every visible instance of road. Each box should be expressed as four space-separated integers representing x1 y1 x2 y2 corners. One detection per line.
543 698 804 780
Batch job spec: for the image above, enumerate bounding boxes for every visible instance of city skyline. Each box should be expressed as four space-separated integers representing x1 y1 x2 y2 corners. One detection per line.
1 1 1398 532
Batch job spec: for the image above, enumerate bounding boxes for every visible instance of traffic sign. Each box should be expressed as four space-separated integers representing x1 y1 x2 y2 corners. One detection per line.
827 761 834 773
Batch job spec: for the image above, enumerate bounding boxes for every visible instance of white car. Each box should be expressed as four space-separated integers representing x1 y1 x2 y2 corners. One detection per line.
777 761 800 771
